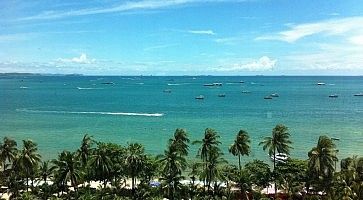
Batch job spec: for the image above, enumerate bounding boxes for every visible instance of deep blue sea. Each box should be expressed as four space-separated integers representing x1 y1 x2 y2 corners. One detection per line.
1 75 362 163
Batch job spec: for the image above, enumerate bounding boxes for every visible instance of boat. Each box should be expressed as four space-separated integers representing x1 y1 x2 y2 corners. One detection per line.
203 83 214 86
218 94 226 97
163 89 172 93
264 96 273 99
101 82 114 85
241 91 251 94
331 137 340 141
270 153 288 163
195 95 204 100
213 83 223 86
239 81 245 83
329 94 338 98
354 93 363 96
317 82 326 85
270 93 279 97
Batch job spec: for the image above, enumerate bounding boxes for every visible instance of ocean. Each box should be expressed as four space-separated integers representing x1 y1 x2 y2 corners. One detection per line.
0 75 362 163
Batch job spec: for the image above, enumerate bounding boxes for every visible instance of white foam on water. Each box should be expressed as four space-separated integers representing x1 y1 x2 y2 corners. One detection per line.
77 87 103 90
16 109 164 117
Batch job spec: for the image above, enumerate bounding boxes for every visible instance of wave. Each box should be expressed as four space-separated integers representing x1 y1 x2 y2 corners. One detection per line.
77 87 103 90
16 109 164 117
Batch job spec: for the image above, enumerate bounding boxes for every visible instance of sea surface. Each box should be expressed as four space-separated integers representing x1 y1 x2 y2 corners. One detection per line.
0 75 362 163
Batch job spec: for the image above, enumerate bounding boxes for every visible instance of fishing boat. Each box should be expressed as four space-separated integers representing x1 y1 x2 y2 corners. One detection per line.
195 95 205 100
317 82 326 85
270 93 279 97
353 93 363 96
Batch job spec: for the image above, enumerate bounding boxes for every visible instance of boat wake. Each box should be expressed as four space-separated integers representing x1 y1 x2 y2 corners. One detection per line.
77 87 103 90
16 109 164 117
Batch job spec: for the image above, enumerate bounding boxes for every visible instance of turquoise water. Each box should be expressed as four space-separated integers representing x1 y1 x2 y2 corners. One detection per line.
0 75 362 163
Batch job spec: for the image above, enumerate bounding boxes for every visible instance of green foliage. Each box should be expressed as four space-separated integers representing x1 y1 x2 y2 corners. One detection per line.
0 124 362 200
245 160 271 189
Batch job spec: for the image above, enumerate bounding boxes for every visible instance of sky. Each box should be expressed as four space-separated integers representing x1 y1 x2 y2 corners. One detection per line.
1 0 363 75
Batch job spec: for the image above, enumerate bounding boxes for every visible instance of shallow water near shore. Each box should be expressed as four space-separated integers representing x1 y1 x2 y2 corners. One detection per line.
1 75 362 163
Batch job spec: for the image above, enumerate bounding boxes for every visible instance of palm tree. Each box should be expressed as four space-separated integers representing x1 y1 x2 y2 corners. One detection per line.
52 151 82 193
88 143 114 188
307 135 337 194
39 161 53 182
125 143 146 197
0 137 17 170
19 139 41 191
229 130 250 171
158 144 187 200
259 124 292 197
169 128 190 156
193 128 221 192
77 134 93 168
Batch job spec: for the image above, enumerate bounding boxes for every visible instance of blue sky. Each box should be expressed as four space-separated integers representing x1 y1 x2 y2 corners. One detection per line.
1 0 363 75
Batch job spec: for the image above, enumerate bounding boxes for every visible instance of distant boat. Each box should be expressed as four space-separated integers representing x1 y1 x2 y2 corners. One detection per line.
270 153 288 163
195 95 205 100
353 93 363 96
239 81 245 83
242 91 251 94
270 93 279 97
101 82 114 85
218 94 226 97
329 94 339 98
203 83 214 86
203 83 222 86
331 137 340 141
317 82 326 85
264 96 273 99
20 86 28 89
163 89 172 93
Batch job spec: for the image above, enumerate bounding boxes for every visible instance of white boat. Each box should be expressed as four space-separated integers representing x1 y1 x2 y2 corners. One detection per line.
270 93 279 97
317 82 326 85
264 95 273 99
329 94 338 98
195 95 204 100
270 153 288 162
242 90 251 94
203 83 214 86
218 94 226 97
354 93 363 96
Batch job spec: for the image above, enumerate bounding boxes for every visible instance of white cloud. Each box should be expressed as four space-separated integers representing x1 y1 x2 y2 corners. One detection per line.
213 56 277 72
256 16 363 43
57 53 95 64
349 35 363 45
143 43 178 51
214 37 243 45
187 30 216 35
283 43 363 71
19 0 246 21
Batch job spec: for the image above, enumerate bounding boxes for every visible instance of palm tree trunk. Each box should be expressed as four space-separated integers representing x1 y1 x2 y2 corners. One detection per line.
238 154 241 172
273 148 277 199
